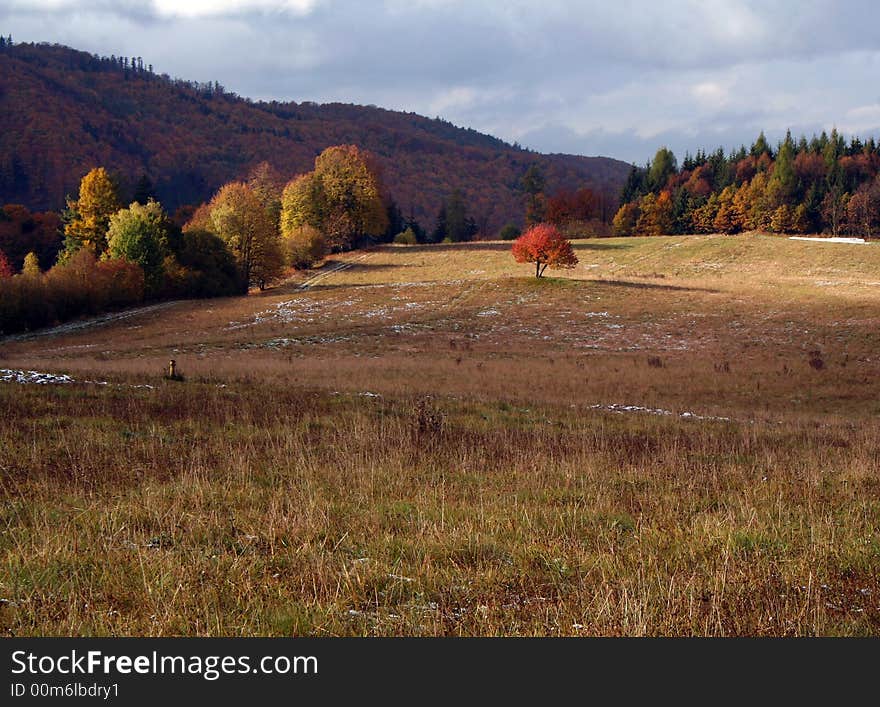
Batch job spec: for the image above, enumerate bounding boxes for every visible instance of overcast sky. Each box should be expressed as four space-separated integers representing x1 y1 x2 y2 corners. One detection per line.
4 0 880 164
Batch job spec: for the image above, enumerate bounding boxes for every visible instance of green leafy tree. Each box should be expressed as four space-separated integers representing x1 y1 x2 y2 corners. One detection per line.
393 227 418 245
751 131 772 159
106 200 170 295
498 223 521 241
444 189 470 242
647 147 677 192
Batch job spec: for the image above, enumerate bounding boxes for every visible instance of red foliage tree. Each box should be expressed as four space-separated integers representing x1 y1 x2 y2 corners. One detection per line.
546 187 597 227
511 223 578 278
0 249 13 278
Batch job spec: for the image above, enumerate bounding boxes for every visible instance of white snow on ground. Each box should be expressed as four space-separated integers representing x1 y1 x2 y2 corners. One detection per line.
588 403 731 422
228 294 442 329
789 236 867 244
0 368 155 390
476 308 501 317
0 369 75 385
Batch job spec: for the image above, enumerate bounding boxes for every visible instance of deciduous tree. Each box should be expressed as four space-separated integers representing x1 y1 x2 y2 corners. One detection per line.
203 182 283 291
22 251 40 277
511 223 578 278
106 200 170 295
61 167 122 259
0 249 12 278
280 146 387 251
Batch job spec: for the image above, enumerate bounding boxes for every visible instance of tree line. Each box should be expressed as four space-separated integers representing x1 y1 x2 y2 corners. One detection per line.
613 129 880 237
2 145 438 335
1 141 524 335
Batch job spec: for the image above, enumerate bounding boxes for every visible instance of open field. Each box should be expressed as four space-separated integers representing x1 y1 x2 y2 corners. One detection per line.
2 233 880 635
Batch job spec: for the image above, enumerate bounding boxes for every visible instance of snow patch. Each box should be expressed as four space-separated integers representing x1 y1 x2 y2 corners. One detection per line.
0 369 75 385
790 236 866 244
589 403 731 422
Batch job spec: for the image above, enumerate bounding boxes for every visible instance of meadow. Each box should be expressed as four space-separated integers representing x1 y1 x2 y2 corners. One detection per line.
1 233 879 635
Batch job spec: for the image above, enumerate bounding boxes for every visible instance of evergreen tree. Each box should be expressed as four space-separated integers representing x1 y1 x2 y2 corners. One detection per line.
621 165 647 203
647 147 677 192
751 131 772 159
444 189 470 242
132 174 156 205
520 164 546 225
431 203 447 243
770 130 798 203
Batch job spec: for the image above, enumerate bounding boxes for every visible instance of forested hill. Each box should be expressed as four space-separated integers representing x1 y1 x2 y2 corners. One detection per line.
0 41 630 231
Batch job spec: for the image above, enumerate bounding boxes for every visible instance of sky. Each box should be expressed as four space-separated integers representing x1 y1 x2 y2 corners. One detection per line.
3 0 880 165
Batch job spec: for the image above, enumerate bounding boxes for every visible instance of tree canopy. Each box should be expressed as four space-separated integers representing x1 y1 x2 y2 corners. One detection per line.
511 223 579 277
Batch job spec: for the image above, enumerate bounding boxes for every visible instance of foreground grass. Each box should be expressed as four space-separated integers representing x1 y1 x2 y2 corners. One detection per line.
1 380 878 636
2 234 879 636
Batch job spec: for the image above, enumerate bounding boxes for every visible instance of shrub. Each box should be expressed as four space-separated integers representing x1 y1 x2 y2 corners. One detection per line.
498 223 521 241
393 227 418 245
0 249 144 336
283 224 327 269
168 229 242 297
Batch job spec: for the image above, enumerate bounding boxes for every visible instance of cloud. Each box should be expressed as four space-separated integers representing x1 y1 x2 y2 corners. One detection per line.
152 0 319 18
2 1 880 162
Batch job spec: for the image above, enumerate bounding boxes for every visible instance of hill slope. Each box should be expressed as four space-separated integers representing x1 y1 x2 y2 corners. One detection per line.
0 41 630 231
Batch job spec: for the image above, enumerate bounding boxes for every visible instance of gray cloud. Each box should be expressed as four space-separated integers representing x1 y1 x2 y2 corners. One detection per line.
3 0 880 163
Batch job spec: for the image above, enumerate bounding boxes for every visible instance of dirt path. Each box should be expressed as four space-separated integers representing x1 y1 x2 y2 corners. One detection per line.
298 253 374 290
0 300 183 344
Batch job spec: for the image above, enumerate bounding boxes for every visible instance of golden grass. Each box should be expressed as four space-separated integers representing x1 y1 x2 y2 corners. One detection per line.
1 233 879 635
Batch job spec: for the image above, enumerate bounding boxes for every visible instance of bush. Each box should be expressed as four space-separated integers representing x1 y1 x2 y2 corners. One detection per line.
498 223 521 241
283 224 327 268
165 229 242 297
393 227 418 245
0 249 144 336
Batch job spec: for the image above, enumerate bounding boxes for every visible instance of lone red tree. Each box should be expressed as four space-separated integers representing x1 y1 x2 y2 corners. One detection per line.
511 223 578 277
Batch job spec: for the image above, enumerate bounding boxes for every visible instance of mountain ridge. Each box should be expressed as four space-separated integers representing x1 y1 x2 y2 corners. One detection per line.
0 40 631 232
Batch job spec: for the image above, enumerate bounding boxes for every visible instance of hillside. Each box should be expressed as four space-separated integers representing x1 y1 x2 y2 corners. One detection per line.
3 234 880 636
0 41 630 231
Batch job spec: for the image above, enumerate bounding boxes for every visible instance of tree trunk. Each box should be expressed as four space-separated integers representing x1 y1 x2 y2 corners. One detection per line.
535 261 541 278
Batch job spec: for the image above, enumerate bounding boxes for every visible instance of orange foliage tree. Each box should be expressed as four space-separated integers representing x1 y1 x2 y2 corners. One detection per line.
511 223 578 278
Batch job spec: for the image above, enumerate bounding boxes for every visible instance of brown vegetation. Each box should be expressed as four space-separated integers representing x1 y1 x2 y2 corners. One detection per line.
1 235 879 636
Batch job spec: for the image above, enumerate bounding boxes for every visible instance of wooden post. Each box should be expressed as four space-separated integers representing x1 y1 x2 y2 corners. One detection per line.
168 359 176 378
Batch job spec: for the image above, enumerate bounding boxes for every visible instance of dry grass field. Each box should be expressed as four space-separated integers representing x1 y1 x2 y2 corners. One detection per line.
2 233 880 635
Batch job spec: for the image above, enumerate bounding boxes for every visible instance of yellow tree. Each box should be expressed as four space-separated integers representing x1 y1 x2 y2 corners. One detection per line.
61 167 122 259
22 252 41 277
281 145 388 251
248 161 283 227
281 173 324 238
691 193 720 233
612 202 639 236
712 185 741 233
635 191 674 235
204 182 283 291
